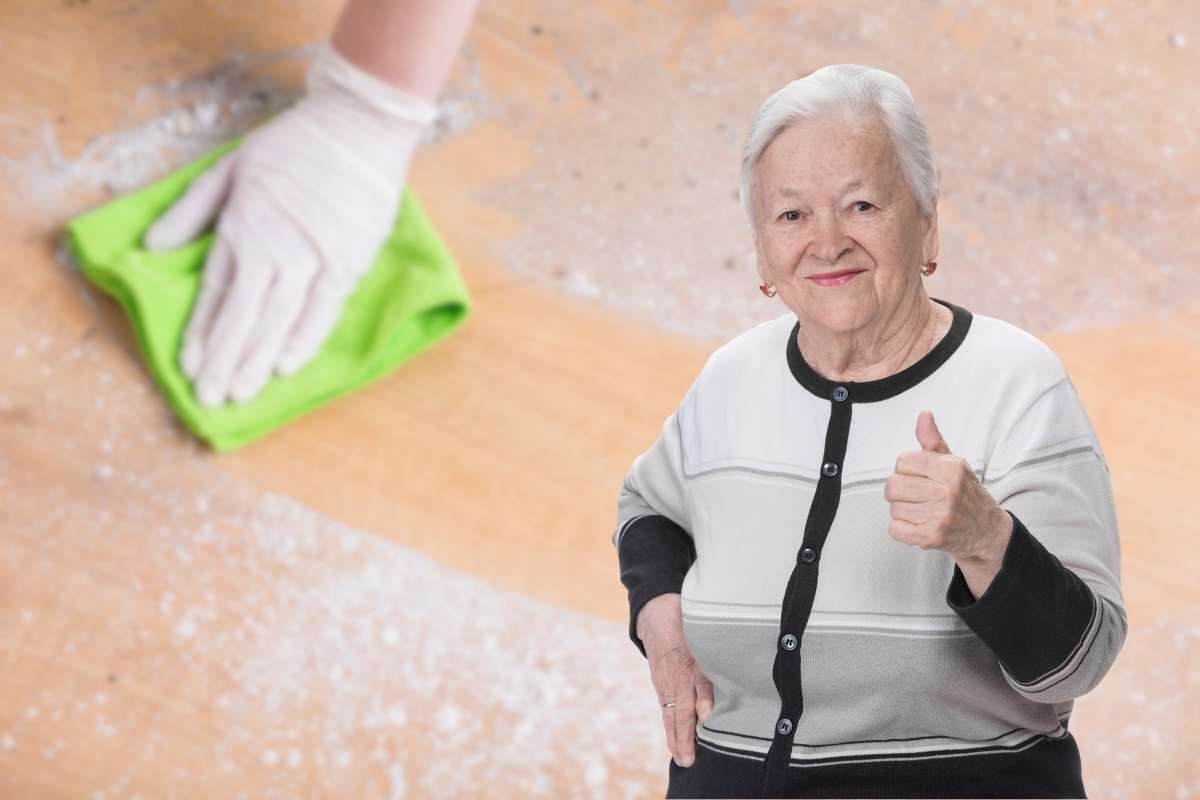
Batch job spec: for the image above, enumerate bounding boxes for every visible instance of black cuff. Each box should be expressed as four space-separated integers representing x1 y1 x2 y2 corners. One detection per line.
617 515 696 658
946 510 1097 684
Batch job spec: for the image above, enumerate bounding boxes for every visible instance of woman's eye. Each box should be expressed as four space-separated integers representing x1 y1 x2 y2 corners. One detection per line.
782 210 801 221
853 201 875 212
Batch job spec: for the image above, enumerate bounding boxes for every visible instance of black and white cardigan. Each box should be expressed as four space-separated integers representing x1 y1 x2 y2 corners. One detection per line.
614 298 1126 799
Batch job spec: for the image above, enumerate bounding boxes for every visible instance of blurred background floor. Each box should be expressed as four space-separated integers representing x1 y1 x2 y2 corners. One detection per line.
1 1 1197 797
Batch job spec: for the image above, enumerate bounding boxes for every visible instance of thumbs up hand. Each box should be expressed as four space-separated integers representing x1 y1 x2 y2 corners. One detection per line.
884 411 1014 587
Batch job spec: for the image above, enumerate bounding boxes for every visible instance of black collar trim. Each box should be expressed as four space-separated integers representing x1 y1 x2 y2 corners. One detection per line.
785 297 973 403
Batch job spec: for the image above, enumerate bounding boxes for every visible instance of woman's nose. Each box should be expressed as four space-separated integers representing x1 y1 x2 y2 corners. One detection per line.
808 214 853 264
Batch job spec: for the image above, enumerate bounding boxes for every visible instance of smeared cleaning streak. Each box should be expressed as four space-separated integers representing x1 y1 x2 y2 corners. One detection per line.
0 42 485 223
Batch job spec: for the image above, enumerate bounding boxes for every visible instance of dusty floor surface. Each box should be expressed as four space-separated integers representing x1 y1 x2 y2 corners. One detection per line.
1 1 1197 797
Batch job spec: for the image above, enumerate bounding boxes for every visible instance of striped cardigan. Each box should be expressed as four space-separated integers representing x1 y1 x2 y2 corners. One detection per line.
614 298 1125 799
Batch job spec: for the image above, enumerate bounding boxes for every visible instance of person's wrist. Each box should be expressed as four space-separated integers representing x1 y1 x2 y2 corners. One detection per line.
951 508 1013 601
974 507 1013 566
299 97 422 190
637 593 682 644
307 41 437 129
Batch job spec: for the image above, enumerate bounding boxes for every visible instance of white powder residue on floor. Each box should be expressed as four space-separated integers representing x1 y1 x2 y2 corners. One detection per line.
1070 615 1200 797
482 4 1200 343
0 46 308 218
0 41 486 226
3 305 1195 797
0 311 667 798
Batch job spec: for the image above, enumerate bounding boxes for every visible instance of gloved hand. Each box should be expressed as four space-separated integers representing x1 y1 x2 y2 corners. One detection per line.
143 41 437 407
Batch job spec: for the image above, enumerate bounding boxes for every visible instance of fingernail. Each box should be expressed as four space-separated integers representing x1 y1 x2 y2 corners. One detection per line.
677 755 693 767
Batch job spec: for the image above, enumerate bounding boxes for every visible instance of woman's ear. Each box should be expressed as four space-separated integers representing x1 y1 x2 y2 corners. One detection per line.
753 234 771 286
922 202 940 265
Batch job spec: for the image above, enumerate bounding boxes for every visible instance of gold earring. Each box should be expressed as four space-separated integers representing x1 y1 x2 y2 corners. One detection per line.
759 283 777 298
921 261 938 277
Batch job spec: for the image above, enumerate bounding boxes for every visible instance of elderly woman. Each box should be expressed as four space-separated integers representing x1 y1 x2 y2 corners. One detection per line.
614 65 1125 799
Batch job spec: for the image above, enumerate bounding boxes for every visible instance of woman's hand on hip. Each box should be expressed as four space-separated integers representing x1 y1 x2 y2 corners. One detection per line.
637 592 714 768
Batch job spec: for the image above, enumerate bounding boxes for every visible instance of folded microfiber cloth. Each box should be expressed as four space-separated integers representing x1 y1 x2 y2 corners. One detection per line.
65 138 471 451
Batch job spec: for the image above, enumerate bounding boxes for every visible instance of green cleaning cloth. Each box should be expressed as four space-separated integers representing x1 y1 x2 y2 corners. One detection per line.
65 138 471 451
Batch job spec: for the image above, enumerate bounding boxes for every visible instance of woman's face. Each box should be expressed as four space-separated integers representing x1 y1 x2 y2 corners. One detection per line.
751 111 938 337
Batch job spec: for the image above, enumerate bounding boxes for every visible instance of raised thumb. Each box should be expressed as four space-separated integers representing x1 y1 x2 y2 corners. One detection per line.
916 410 951 454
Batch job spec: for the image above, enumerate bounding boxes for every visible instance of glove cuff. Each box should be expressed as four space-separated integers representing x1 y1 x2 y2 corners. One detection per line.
305 40 439 129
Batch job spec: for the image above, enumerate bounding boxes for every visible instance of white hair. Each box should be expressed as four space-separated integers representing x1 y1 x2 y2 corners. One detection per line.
739 64 938 227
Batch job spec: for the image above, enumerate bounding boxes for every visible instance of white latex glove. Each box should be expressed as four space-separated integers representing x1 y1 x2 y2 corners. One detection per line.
143 41 437 407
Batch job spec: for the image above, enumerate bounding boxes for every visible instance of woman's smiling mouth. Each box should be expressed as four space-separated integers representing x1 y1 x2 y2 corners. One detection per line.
807 268 866 287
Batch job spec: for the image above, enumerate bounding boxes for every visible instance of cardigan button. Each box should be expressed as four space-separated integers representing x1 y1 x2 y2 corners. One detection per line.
800 547 818 564
780 633 798 651
821 461 839 477
832 386 849 402
776 718 794 735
